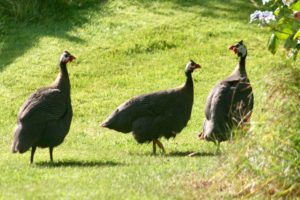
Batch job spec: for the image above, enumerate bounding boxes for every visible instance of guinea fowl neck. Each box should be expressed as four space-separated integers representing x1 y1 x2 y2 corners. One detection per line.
231 55 247 77
183 71 194 92
53 62 70 95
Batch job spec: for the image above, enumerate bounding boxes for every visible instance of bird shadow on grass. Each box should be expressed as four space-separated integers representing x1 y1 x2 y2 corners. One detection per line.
35 159 123 168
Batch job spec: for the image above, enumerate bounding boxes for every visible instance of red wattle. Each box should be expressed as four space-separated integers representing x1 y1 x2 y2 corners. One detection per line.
229 45 235 50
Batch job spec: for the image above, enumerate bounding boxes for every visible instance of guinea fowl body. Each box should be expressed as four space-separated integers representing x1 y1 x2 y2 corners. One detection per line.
11 51 75 163
103 79 193 143
201 41 254 145
101 61 200 153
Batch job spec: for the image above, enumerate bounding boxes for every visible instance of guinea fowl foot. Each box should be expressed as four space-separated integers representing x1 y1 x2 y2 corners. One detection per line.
215 141 221 155
30 146 36 164
198 132 204 140
187 152 199 157
152 139 166 154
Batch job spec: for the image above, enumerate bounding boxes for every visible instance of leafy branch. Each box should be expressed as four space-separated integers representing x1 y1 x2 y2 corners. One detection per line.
250 0 300 64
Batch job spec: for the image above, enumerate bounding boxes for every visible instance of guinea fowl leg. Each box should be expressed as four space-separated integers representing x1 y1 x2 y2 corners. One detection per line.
49 147 53 162
198 132 204 140
155 139 166 153
153 140 157 154
30 146 36 164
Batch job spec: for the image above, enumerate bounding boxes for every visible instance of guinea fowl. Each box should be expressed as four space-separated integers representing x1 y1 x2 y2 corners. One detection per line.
101 60 201 154
199 40 254 151
11 51 75 164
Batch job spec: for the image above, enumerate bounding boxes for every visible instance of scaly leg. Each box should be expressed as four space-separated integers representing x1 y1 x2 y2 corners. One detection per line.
49 147 53 162
30 146 36 164
153 140 157 154
155 139 166 153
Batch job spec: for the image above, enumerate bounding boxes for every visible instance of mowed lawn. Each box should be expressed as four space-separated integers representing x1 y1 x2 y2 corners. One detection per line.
0 0 283 199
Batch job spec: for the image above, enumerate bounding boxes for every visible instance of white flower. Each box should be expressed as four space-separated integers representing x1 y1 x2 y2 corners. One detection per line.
250 10 276 24
262 0 271 5
250 10 262 23
262 11 276 23
282 0 294 6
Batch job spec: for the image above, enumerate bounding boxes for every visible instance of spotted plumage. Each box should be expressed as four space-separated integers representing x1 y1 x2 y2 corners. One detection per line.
200 41 254 151
11 51 75 163
101 60 201 153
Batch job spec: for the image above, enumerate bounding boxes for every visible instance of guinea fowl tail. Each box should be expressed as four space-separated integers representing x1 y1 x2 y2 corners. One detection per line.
11 124 33 154
100 121 109 128
11 125 21 153
11 141 18 153
100 115 115 128
202 119 215 141
100 114 131 133
101 107 132 133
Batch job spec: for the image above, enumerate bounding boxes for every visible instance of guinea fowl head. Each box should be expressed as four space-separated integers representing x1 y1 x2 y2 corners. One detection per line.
185 60 201 73
60 51 76 63
229 40 247 58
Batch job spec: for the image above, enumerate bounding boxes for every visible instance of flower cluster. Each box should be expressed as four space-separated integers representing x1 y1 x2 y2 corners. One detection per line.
249 0 299 62
262 0 294 5
250 10 276 24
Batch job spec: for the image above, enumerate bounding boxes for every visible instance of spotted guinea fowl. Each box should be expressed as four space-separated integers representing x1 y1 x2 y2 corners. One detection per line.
101 60 201 154
199 40 254 151
11 51 75 164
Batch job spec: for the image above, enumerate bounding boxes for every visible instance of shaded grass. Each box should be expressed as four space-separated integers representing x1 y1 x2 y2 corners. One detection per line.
35 160 122 168
0 0 108 71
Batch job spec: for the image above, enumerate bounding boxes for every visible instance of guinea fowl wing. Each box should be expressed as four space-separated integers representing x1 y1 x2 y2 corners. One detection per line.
131 89 192 143
18 88 67 123
205 81 234 122
229 79 254 123
204 77 253 139
102 89 183 132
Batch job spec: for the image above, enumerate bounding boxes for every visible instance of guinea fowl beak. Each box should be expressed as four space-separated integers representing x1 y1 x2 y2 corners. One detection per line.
229 45 237 54
191 64 201 71
69 55 76 62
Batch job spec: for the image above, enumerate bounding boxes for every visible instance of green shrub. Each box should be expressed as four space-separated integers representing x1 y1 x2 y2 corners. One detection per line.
214 65 300 198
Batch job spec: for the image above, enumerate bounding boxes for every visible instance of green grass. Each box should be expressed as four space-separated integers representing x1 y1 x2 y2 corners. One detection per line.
0 0 299 199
